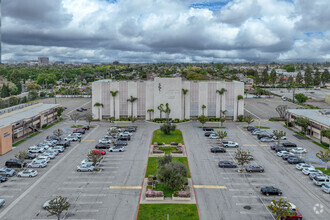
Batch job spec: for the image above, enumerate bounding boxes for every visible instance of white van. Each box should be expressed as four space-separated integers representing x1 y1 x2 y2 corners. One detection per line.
313 176 330 186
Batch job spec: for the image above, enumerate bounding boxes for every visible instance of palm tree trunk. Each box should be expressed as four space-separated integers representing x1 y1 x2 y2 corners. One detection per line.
220 95 222 118
113 97 116 119
131 102 133 118
149 112 151 120
183 95 186 119
98 107 100 120
237 100 239 120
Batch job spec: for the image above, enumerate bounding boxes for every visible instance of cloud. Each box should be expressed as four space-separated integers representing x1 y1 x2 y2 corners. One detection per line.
1 0 330 63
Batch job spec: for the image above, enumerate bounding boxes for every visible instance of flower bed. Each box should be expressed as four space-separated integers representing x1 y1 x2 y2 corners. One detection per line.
145 189 164 201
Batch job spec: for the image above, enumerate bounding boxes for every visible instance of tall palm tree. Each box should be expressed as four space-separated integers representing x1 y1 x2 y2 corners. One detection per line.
127 96 138 118
110 90 118 119
164 103 171 124
157 104 164 119
94 102 104 120
182 89 188 119
237 95 244 120
216 88 227 119
147 109 154 120
201 105 206 116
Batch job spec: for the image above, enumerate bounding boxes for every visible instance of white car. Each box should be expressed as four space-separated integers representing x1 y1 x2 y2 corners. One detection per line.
33 158 49 164
277 151 288 157
209 134 219 139
322 183 330 193
39 144 51 149
109 146 125 152
99 139 112 144
313 176 330 186
273 136 287 140
52 146 65 153
302 168 322 175
296 163 314 170
81 160 94 166
120 131 132 137
270 201 296 211
28 146 44 153
291 147 307 154
77 164 94 172
104 135 113 139
27 161 47 168
36 155 50 163
17 169 38 177
64 136 78 142
45 149 59 156
41 152 56 159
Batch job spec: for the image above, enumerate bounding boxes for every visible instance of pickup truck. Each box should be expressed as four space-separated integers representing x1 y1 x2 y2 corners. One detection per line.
221 141 239 148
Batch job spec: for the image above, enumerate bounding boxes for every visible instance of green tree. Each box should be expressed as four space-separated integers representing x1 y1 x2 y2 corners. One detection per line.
110 90 118 119
287 76 293 86
28 90 38 101
56 107 64 118
160 123 176 135
53 129 64 137
304 69 313 86
157 162 187 191
163 103 171 124
294 117 309 134
45 196 70 220
198 115 208 128
182 89 189 119
15 150 28 169
201 104 206 116
157 104 164 119
273 130 286 145
27 83 41 91
235 149 253 172
321 69 330 86
296 72 303 85
283 64 295 72
84 113 93 125
313 71 321 86
216 130 227 142
157 154 172 168
320 128 330 143
294 93 308 104
1 84 10 98
244 115 254 126
316 150 329 171
216 88 227 120
268 198 295 220
270 69 277 86
147 109 154 120
236 95 243 120
261 69 269 86
87 150 103 166
127 96 138 118
93 102 104 120
278 73 285 86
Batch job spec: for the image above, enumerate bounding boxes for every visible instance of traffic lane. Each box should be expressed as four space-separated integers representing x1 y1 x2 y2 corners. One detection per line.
40 98 91 114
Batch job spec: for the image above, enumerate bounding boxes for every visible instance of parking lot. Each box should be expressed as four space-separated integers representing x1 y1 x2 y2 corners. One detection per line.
0 119 157 220
179 121 330 220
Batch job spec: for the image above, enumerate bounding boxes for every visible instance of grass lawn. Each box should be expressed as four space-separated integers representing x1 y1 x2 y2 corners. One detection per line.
152 129 184 144
158 147 177 154
145 157 191 178
316 167 330 176
137 204 199 220
256 126 270 129
154 183 175 197
198 126 226 129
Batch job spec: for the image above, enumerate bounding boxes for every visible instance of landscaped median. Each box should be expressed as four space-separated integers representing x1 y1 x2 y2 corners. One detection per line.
137 129 199 220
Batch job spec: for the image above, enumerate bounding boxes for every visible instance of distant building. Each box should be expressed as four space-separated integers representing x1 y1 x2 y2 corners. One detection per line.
113 61 120 65
38 57 49 65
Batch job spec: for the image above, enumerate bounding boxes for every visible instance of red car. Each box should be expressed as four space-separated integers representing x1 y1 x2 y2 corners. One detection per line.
92 149 106 155
81 107 87 111
281 211 303 220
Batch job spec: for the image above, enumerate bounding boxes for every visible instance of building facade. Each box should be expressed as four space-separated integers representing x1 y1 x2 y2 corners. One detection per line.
38 57 49 65
92 77 244 120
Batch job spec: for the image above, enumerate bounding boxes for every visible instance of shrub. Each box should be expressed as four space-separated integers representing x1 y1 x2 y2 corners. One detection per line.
171 142 178 145
177 190 190 198
157 162 187 191
237 115 244 122
146 189 163 197
146 185 152 190
160 123 176 135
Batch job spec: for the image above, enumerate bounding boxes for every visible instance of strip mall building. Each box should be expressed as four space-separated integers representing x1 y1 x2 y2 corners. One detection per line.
92 77 244 120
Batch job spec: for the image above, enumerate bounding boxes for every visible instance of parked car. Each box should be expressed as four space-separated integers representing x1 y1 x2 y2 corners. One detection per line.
246 165 264 172
36 155 50 163
109 146 125 152
282 153 296 160
313 176 330 186
17 169 38 177
277 151 288 157
104 134 114 139
52 146 65 153
5 159 26 168
114 141 128 147
260 137 275 142
81 160 95 166
99 139 112 144
92 149 106 155
204 131 216 137
221 141 239 148
28 146 44 153
95 143 111 149
33 158 49 164
302 168 322 175
57 140 70 147
119 132 132 137
260 186 282 196
118 136 130 141
270 144 280 150
257 133 274 140
25 152 37 159
274 146 287 152
296 163 314 170
64 136 78 142
0 175 8 182
218 161 237 168
209 134 219 139
272 135 287 140
41 152 56 159
247 126 256 131
0 168 16 177
252 129 265 135
0 199 5 208
124 127 136 132
322 183 330 193
291 147 307 154
270 201 297 211
287 157 305 164
280 211 303 220
282 142 297 148
45 149 59 156
73 129 85 135
203 127 214 131
76 108 83 112
77 164 94 172
27 161 47 168
210 147 226 153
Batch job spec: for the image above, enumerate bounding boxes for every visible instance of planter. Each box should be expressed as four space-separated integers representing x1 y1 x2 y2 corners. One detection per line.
172 195 191 201
145 196 164 201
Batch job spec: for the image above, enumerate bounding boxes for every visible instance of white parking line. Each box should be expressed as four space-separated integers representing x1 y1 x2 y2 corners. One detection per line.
77 210 99 213
228 189 254 192
100 166 119 169
0 188 22 191
57 187 108 190
67 176 115 179
223 177 269 180
0 195 14 198
239 211 270 215
232 195 258 198
63 182 113 184
75 201 103 205
0 125 100 219
236 203 264 206
102 162 120 164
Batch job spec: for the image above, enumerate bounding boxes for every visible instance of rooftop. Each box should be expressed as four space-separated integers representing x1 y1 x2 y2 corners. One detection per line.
288 109 330 127
0 103 60 128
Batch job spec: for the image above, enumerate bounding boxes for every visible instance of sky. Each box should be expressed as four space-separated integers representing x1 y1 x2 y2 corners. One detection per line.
1 0 330 63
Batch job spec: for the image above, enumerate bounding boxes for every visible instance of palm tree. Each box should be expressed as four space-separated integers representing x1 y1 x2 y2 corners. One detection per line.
164 103 171 124
216 88 227 119
147 109 154 120
157 104 164 119
237 95 244 120
182 89 188 119
127 96 138 118
201 105 206 116
110 90 118 119
316 150 329 171
94 102 104 120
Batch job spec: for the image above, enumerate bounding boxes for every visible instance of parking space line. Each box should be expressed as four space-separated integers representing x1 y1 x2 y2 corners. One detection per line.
100 166 119 169
57 187 108 190
84 140 96 142
63 181 113 184
76 210 99 213
75 202 103 205
223 177 269 180
0 188 22 191
67 176 115 179
236 203 264 206
0 195 14 198
109 186 141 189
239 211 271 215
232 195 258 198
228 189 254 192
194 185 227 189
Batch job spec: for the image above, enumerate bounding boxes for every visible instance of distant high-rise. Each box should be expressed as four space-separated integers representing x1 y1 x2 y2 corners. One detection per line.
38 57 49 65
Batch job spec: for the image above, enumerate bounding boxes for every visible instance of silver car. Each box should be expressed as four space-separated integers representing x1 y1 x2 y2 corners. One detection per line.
77 165 94 172
52 146 65 153
0 168 16 177
109 146 125 152
27 161 47 168
0 199 5 207
41 152 56 159
45 149 59 156
17 169 38 177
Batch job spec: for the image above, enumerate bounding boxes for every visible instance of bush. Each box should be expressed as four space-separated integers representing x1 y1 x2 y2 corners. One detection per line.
237 115 244 122
145 189 163 197
157 162 187 191
146 185 152 190
170 142 178 145
160 123 176 135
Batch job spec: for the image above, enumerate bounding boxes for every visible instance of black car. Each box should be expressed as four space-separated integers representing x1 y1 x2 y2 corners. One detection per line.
218 161 237 168
282 142 297 148
0 175 8 182
73 130 85 135
114 141 128 147
282 154 296 160
287 157 305 164
210 147 226 153
246 165 264 172
260 186 282 196
124 127 136 132
25 152 37 159
203 127 214 131
76 108 83 112
204 131 215 137
95 143 111 149
270 144 279 150
5 159 27 168
247 126 256 132
57 140 70 147
257 133 273 140
82 125 90 130
118 136 130 141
